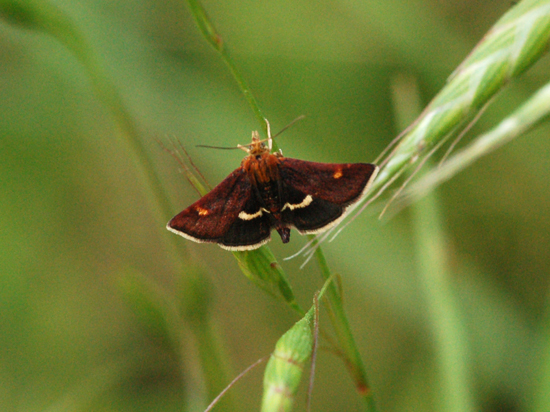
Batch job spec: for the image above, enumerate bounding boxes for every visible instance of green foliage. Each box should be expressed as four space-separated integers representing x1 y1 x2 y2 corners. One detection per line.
1 0 550 411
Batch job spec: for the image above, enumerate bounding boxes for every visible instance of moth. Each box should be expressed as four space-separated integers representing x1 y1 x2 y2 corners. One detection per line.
167 126 378 251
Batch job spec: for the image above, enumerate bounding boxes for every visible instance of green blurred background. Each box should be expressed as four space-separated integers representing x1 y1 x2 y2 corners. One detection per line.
1 0 549 411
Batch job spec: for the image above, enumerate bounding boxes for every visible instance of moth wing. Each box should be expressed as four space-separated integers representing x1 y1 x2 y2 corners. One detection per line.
279 158 378 234
279 158 378 205
168 168 273 250
217 212 272 251
281 184 345 233
167 168 252 243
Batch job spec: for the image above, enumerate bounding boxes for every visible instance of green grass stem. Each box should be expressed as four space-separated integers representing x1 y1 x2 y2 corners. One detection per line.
410 174 475 412
312 240 378 412
185 0 269 140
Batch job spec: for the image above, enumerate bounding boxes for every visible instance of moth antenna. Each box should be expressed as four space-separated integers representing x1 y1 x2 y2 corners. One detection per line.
195 116 305 154
196 144 242 150
271 115 306 139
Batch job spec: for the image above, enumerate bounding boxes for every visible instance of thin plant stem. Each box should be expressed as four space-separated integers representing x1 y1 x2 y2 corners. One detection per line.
410 166 475 411
312 239 378 412
185 0 269 140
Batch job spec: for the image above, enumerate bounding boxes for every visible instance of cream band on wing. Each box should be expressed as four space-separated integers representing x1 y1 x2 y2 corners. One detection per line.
282 194 313 211
238 208 268 220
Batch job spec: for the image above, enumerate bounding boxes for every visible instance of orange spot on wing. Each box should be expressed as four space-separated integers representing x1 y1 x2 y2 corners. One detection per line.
196 207 210 216
333 169 343 179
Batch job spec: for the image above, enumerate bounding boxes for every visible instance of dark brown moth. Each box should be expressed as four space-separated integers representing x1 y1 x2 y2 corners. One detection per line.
167 127 378 251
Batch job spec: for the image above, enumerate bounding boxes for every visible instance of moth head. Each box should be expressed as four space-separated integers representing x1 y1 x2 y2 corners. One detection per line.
200 116 304 156
245 116 304 156
246 130 271 157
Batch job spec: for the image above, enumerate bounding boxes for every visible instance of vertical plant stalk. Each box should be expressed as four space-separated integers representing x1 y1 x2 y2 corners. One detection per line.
390 74 473 409
186 0 269 139
410 176 475 412
312 242 378 412
184 0 304 309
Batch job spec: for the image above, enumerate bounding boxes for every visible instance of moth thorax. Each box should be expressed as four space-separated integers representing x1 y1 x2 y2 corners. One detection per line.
243 152 280 184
